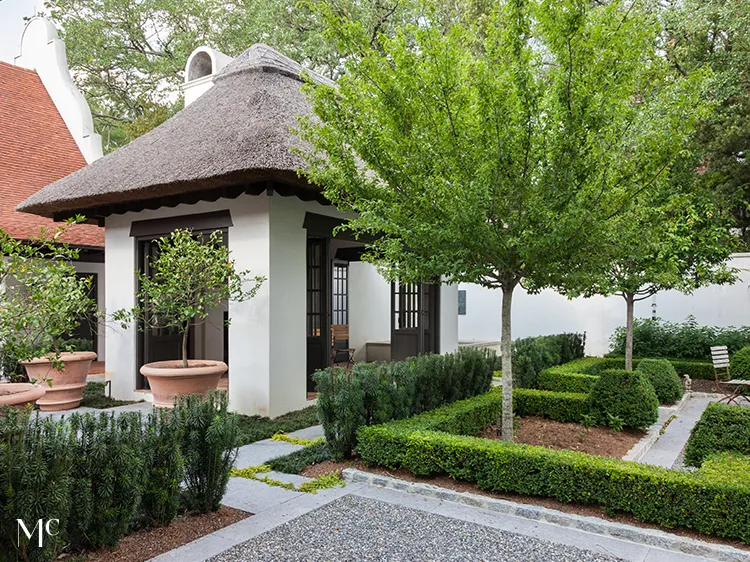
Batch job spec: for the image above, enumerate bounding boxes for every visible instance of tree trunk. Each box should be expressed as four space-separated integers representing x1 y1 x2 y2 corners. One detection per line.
501 282 516 442
181 323 190 369
624 292 635 371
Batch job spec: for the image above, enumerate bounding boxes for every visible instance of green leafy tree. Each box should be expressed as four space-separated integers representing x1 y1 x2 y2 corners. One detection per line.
568 188 738 370
42 0 490 150
663 0 750 245
0 220 97 376
297 0 706 440
114 229 265 368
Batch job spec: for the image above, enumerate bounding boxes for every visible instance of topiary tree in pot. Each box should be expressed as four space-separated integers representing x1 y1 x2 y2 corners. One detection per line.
114 229 264 408
587 369 659 429
636 358 683 404
0 221 98 411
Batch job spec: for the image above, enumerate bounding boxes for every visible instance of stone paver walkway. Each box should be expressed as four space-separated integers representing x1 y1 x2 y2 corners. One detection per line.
639 394 718 468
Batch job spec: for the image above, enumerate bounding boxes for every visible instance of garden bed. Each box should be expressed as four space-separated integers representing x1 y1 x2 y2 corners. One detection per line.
82 505 250 561
479 416 645 458
303 459 750 552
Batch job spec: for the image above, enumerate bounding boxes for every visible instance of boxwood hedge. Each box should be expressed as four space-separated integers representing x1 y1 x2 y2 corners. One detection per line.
684 403 750 467
357 391 750 543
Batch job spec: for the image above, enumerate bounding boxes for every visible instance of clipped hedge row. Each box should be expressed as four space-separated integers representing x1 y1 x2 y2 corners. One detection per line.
314 347 495 459
684 403 750 467
512 333 586 388
357 392 750 543
514 388 589 423
537 357 712 396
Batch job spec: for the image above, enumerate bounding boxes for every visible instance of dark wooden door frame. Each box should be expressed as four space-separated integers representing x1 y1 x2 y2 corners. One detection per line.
306 236 331 392
391 282 440 361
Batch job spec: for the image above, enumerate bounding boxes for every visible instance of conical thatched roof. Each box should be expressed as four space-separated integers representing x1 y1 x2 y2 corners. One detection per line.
17 44 334 220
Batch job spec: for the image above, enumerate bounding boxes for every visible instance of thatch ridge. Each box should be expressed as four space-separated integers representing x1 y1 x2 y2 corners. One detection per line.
17 44 330 218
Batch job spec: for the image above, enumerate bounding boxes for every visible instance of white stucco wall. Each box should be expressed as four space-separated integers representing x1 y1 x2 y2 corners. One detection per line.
348 262 392 361
14 18 102 163
440 283 459 354
458 254 750 356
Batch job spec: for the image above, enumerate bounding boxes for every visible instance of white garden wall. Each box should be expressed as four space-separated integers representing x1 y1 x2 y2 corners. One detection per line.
458 254 750 357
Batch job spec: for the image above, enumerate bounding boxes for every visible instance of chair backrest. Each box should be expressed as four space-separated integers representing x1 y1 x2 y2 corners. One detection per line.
711 346 730 370
331 324 349 346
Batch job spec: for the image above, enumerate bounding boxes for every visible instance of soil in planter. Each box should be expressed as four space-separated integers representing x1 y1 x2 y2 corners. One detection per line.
479 416 645 458
79 506 250 562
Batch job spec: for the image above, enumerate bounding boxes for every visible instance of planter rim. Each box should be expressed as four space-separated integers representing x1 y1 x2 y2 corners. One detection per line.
0 382 47 401
20 351 97 365
140 360 228 378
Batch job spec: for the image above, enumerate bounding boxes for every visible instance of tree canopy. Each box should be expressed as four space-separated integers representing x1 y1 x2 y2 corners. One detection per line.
298 0 707 438
43 0 493 150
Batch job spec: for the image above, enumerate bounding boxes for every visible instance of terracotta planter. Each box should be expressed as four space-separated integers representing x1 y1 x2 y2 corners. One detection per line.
140 360 226 408
20 351 97 411
0 383 47 410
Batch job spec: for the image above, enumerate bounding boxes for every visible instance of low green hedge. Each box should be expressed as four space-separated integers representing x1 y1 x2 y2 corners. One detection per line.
537 357 712 396
684 403 750 467
357 392 750 543
514 388 588 423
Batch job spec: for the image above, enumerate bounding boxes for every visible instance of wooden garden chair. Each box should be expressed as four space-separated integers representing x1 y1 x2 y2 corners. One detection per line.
711 345 750 405
331 324 356 367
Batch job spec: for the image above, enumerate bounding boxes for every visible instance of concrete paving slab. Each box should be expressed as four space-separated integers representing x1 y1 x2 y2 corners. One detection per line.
221 477 305 513
233 439 302 468
286 424 324 440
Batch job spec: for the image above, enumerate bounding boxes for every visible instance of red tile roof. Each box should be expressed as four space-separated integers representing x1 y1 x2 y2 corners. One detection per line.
0 61 103 248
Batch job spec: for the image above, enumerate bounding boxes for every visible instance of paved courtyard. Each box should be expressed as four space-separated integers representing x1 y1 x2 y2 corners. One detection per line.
208 495 624 562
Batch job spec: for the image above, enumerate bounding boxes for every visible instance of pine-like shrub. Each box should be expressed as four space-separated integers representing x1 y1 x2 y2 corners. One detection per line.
731 346 750 380
587 369 659 429
314 347 495 459
177 392 239 514
140 409 184 527
636 358 683 404
512 333 586 388
67 412 144 551
0 408 74 562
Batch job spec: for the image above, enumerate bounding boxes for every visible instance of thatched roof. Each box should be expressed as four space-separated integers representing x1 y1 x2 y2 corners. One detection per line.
17 44 334 220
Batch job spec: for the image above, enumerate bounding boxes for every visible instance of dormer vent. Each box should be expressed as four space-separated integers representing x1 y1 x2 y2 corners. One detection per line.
182 47 232 106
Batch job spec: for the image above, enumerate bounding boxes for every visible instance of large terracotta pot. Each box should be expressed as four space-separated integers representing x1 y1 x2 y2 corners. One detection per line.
20 351 97 411
140 360 226 408
0 383 47 410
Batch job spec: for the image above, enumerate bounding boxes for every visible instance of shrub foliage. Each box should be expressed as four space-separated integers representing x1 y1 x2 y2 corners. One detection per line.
512 333 586 388
357 392 750 544
314 347 495 459
636 358 683 404
587 369 659 429
731 346 750 380
684 403 750 467
0 393 238 560
609 316 750 360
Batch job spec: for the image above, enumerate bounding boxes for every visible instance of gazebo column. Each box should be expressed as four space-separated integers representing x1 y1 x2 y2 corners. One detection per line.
228 197 273 416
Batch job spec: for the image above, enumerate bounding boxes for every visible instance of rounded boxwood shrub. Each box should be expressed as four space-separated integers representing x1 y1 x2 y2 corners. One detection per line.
636 358 683 404
587 369 659 429
731 346 750 380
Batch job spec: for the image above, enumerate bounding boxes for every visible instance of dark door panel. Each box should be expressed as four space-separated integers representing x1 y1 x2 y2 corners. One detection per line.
306 237 330 391
391 282 440 361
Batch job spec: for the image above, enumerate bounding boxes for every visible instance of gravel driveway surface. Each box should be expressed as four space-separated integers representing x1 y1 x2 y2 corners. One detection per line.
209 495 625 562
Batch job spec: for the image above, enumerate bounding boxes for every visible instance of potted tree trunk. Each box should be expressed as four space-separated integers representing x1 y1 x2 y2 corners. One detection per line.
115 229 264 408
0 221 97 411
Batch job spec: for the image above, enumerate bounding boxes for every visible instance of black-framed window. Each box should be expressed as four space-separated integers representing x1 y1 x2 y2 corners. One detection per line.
332 262 348 325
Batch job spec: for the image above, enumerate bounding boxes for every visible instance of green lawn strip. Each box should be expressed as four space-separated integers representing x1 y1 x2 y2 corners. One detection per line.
231 463 343 493
357 390 750 544
79 381 138 409
236 405 319 446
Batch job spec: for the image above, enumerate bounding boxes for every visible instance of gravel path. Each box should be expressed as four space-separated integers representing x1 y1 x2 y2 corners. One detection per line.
209 495 625 562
